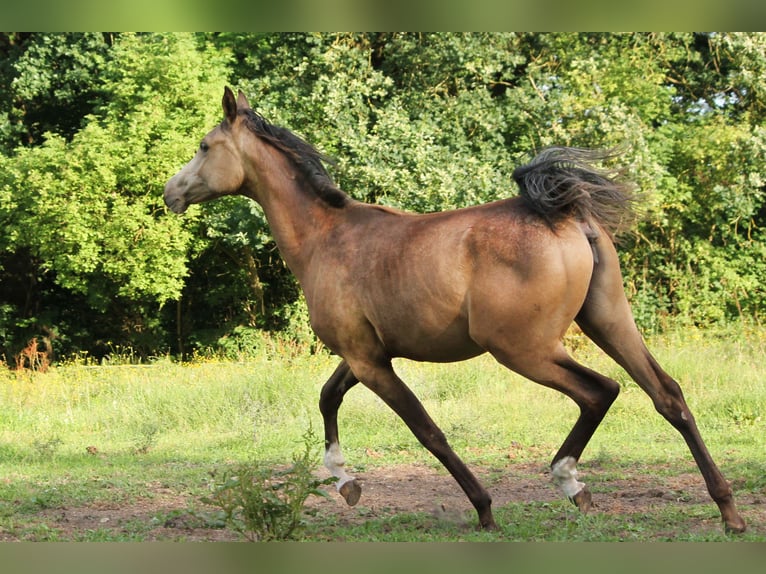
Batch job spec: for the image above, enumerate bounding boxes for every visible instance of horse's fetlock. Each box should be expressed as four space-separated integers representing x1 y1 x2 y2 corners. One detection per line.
552 456 586 498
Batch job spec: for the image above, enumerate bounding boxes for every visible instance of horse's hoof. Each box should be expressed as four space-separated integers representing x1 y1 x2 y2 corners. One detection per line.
339 479 361 506
571 486 593 514
724 517 747 534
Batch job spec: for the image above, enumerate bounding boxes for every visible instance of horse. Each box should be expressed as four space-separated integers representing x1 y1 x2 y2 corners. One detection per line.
164 87 746 533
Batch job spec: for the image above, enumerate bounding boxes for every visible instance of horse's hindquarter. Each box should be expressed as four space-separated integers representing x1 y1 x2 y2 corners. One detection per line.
465 211 595 358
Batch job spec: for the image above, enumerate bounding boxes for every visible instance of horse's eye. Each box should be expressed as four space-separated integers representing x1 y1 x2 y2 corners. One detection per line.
200 141 209 153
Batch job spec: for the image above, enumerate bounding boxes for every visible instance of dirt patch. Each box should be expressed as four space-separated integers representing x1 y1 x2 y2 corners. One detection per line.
307 462 765 534
6 462 764 541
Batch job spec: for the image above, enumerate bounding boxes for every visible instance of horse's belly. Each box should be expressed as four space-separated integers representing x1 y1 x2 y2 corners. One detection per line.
377 319 484 363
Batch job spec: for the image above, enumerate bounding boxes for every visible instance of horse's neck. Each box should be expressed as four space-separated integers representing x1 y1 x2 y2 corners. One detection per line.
244 155 334 280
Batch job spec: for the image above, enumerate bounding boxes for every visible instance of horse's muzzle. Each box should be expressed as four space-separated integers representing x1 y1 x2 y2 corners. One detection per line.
163 186 188 214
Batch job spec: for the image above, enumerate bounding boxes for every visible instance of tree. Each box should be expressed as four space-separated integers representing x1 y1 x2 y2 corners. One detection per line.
0 33 113 154
2 32 765 363
0 33 230 360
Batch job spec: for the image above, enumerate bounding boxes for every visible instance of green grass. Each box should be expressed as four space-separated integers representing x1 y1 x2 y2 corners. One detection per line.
300 502 730 543
1 324 764 541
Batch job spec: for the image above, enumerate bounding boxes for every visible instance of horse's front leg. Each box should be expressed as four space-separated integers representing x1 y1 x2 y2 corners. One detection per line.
319 360 362 505
349 357 496 530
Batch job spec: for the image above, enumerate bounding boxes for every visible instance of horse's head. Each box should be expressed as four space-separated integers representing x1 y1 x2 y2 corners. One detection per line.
164 87 249 214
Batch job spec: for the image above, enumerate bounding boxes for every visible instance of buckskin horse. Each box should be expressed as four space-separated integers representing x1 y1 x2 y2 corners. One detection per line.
164 87 745 533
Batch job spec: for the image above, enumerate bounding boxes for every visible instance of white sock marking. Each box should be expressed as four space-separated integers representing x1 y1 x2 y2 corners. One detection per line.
324 442 355 491
551 456 585 498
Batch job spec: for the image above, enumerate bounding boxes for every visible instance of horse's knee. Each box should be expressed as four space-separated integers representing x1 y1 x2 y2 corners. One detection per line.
319 362 358 417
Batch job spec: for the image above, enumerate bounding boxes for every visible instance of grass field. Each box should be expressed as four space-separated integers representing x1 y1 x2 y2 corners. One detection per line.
0 325 764 541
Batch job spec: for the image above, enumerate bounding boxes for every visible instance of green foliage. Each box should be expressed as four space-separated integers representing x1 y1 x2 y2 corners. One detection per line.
0 33 112 153
2 32 766 360
0 33 229 358
202 427 333 541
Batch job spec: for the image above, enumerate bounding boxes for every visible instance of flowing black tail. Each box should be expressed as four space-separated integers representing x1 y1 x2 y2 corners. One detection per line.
513 147 637 237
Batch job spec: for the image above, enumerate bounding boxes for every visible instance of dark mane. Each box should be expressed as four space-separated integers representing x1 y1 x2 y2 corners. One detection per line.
240 109 349 208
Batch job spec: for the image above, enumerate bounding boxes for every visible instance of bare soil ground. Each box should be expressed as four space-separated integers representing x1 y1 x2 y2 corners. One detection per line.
6 461 764 541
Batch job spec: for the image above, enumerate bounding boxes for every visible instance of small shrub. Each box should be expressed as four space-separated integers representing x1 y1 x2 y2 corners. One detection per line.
202 427 333 541
132 422 160 454
32 436 63 460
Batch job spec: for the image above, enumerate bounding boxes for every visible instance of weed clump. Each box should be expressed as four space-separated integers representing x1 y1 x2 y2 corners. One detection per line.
202 427 333 541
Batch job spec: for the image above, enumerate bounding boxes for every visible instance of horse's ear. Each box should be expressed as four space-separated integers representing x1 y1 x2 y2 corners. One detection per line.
223 87 238 124
236 90 251 111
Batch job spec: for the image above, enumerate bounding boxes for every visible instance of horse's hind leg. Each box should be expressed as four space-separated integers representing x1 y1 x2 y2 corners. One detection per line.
546 358 622 512
489 346 621 512
575 239 746 533
578 311 746 532
319 360 361 505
